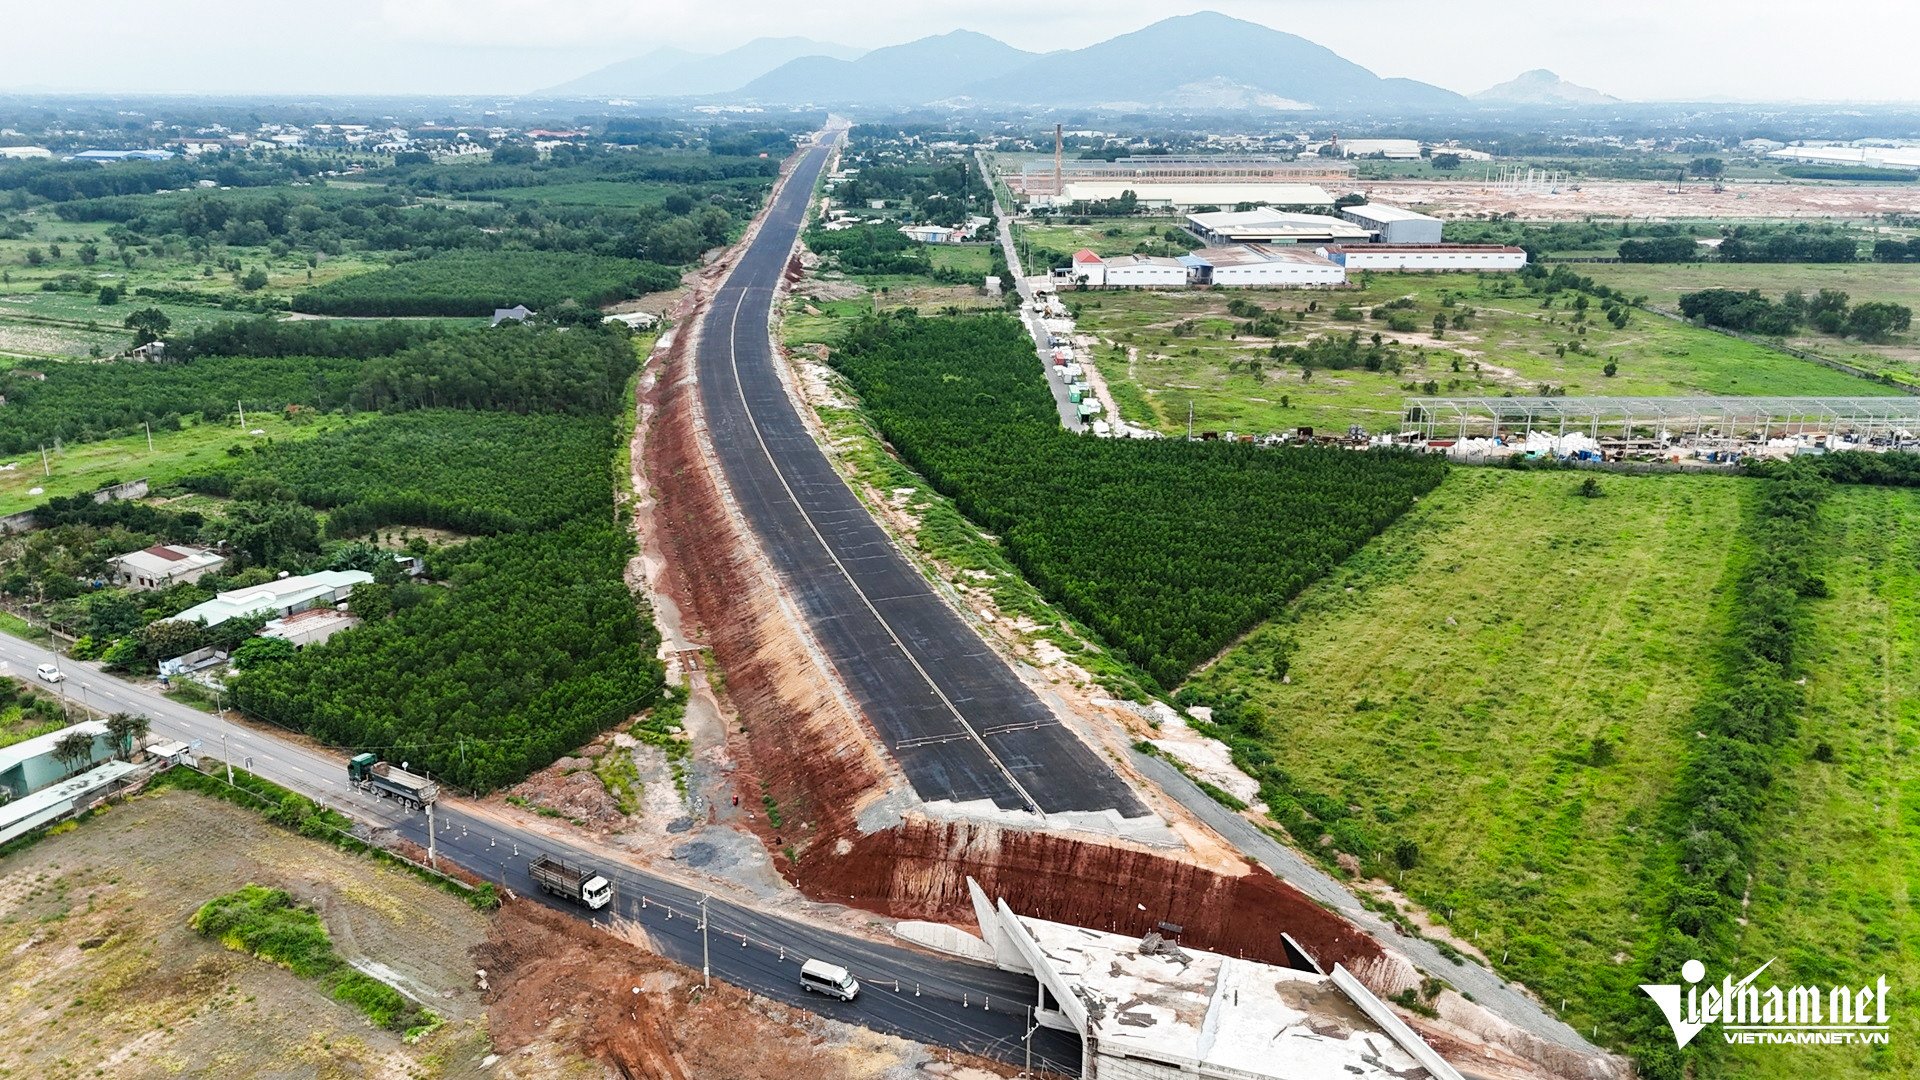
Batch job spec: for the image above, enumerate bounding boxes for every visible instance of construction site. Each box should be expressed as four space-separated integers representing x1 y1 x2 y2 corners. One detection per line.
1402 395 1920 463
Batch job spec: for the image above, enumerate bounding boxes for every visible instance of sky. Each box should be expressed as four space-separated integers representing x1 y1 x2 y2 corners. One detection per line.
3 0 1915 102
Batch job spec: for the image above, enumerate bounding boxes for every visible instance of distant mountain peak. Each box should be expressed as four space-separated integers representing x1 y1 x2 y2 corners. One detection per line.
1473 69 1619 105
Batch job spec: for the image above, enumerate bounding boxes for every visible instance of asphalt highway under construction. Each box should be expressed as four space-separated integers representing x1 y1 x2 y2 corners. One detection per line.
694 134 1143 818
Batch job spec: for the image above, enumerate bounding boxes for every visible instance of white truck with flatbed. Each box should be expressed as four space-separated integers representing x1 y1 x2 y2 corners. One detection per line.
529 854 613 910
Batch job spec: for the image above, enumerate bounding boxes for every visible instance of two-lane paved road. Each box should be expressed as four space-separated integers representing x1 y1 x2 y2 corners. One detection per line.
0 632 1078 1072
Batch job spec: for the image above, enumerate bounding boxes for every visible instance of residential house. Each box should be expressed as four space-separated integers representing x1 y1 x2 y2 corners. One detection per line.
111 544 227 591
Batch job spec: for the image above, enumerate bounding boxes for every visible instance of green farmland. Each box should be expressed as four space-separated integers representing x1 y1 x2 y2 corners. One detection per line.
1187 468 1748 1049
1069 272 1894 435
1716 482 1920 1079
0 412 322 517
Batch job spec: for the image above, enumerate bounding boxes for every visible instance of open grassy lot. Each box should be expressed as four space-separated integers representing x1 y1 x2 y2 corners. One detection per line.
1188 467 1751 1044
1070 272 1895 435
1011 219 1199 263
1582 260 1920 380
927 244 996 277
0 411 325 517
1582 261 1920 311
0 789 495 1079
1718 482 1920 1079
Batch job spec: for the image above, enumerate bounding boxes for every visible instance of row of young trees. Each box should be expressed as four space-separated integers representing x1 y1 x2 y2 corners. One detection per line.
829 312 1446 688
1628 463 1830 1079
1678 286 1912 342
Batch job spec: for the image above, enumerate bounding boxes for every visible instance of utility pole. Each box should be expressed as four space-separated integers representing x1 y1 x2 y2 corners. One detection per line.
1188 400 1195 441
39 444 49 476
237 400 246 428
699 894 711 988
222 733 233 785
426 801 436 868
1023 1004 1035 1078
145 421 153 453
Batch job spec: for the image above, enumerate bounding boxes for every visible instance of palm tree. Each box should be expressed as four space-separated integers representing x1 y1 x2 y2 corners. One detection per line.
51 729 99 778
104 712 152 760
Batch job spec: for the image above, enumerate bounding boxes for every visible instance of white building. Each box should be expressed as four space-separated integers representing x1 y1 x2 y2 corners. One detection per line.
1067 248 1106 287
1767 145 1920 171
1336 138 1423 159
1055 182 1333 212
1102 255 1188 288
260 608 361 650
0 146 53 160
110 544 227 591
1186 209 1374 246
1321 244 1528 272
1182 246 1346 287
969 883 1463 1080
164 570 373 628
1339 203 1444 245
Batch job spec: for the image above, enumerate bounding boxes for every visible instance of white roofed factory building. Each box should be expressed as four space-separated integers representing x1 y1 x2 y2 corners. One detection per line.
1321 244 1528 272
1181 246 1346 287
1102 255 1189 288
1057 182 1333 213
1186 209 1374 246
1338 202 1444 245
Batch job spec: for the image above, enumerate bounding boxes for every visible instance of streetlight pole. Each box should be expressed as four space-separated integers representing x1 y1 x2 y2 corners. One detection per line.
699 894 711 989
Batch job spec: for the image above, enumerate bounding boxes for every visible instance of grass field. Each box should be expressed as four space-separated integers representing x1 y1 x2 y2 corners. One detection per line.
1716 483 1920 1078
1582 261 1920 379
1069 272 1895 435
1188 468 1751 1043
1011 220 1200 264
0 412 325 516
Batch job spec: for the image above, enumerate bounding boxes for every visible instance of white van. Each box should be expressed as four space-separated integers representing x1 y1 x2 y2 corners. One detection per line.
35 664 64 683
799 958 860 1001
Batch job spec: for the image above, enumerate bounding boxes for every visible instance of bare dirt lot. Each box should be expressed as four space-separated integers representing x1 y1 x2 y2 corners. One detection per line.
1369 177 1920 220
0 789 496 1080
476 900 1031 1080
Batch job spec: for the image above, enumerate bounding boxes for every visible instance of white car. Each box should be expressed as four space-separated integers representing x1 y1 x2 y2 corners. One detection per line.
799 959 860 1001
35 663 65 683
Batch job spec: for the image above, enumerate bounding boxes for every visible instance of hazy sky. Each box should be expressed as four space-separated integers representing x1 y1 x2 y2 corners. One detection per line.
4 0 1913 102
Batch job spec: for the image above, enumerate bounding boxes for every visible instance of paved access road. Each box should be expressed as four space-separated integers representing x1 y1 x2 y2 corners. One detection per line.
981 149 1083 433
0 633 1079 1073
695 136 1139 817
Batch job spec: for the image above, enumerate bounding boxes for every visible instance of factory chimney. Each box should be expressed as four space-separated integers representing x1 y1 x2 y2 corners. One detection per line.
1054 124 1064 198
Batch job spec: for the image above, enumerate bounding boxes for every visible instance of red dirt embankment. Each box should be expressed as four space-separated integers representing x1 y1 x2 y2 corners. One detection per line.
642 306 1383 977
809 818 1380 972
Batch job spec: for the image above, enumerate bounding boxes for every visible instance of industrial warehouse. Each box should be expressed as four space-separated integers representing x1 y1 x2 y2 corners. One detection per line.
1051 200 1526 290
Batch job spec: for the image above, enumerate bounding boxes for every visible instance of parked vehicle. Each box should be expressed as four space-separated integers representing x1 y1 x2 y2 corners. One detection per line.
800 958 860 1001
35 664 64 683
529 854 613 909
346 752 439 810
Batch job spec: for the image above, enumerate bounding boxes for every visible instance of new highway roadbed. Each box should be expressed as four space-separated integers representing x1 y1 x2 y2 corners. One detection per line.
693 138 1143 818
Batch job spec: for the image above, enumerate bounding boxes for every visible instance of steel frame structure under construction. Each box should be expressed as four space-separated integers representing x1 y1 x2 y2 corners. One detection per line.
1405 396 1920 445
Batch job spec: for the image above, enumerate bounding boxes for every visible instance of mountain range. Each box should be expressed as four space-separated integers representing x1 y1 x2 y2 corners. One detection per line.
540 13 1619 112
1473 69 1618 106
543 37 865 99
